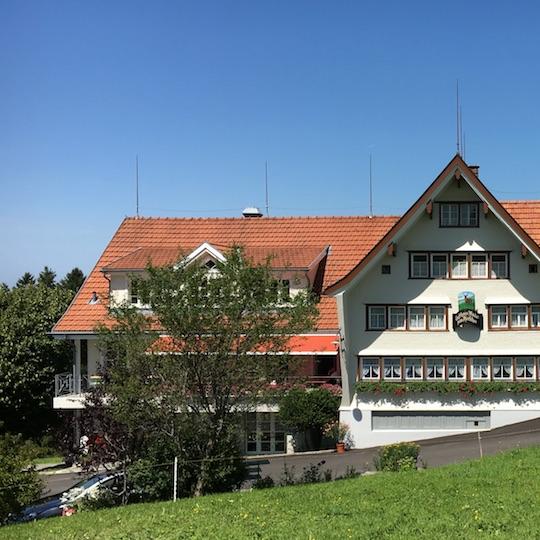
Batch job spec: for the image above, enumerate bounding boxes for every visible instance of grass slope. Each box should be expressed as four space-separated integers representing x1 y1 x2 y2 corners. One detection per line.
3 447 540 540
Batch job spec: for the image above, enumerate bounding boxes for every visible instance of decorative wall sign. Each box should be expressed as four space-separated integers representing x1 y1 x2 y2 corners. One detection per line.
453 291 483 330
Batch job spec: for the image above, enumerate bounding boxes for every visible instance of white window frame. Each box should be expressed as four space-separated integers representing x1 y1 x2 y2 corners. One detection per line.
492 357 512 380
516 357 535 380
430 254 448 278
388 306 406 330
408 306 426 330
428 306 446 330
532 305 540 328
361 358 380 380
450 254 468 279
472 357 490 380
411 253 429 278
129 280 139 305
470 253 488 279
447 358 466 380
383 358 402 380
368 306 387 330
490 253 508 279
490 306 508 329
426 358 445 380
405 358 423 380
510 305 528 328
440 203 460 227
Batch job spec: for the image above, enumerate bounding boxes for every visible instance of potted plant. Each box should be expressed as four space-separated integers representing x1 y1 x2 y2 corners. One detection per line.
323 421 349 453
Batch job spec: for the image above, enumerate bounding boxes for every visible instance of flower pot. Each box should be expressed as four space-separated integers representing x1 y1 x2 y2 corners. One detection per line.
336 442 345 454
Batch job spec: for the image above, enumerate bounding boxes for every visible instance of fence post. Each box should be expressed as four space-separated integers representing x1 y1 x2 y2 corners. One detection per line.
477 431 483 458
173 456 178 501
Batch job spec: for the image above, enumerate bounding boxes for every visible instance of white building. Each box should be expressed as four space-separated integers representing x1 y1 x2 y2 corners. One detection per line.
52 154 540 452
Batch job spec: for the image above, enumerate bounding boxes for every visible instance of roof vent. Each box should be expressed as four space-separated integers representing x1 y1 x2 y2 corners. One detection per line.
242 207 263 218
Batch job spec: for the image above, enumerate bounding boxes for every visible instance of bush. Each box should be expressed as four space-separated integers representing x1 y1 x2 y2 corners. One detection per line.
128 459 173 503
75 486 120 512
0 433 43 524
278 387 340 450
252 476 275 489
374 442 420 472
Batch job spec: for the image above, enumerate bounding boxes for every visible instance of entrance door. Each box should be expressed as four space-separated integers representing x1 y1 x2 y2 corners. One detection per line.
245 413 286 454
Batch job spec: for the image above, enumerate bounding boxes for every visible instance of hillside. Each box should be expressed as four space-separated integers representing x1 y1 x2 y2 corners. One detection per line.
3 446 540 539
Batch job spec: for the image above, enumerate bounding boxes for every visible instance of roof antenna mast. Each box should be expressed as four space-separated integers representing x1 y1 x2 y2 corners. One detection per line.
369 153 373 218
456 80 461 155
135 154 140 218
265 160 269 217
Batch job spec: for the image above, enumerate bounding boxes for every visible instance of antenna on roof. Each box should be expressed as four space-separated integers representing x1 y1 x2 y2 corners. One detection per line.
135 155 140 218
265 160 269 217
463 131 466 161
369 153 373 218
456 80 460 155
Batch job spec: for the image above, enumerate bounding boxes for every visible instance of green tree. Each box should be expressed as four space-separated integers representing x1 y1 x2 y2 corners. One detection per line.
37 266 57 288
0 284 73 438
0 433 43 524
278 387 341 450
60 267 85 293
16 272 35 287
91 247 318 497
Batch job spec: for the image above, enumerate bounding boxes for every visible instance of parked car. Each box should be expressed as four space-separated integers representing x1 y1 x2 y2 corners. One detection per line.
14 471 124 523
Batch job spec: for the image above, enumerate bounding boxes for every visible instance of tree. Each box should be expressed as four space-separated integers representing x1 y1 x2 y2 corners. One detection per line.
0 433 43 524
91 247 318 497
38 266 57 288
60 267 85 293
0 284 74 438
16 272 35 287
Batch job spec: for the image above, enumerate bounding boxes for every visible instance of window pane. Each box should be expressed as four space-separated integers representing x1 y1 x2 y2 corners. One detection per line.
460 203 479 226
451 255 468 278
440 203 459 226
426 358 444 379
491 306 507 328
369 307 386 329
383 358 401 379
491 254 508 279
532 306 540 328
448 358 465 380
408 307 426 329
411 254 429 278
472 357 489 380
362 358 380 379
516 357 534 379
429 307 445 329
405 358 423 379
511 306 528 328
389 307 406 329
471 254 487 278
431 254 448 278
493 357 512 379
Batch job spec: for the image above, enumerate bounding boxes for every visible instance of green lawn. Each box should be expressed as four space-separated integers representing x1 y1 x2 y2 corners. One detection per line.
33 455 63 466
3 446 540 539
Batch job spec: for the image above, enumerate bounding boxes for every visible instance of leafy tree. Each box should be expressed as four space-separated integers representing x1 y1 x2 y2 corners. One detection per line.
278 387 341 450
89 247 318 497
16 272 35 287
0 433 43 524
60 267 86 293
37 266 57 288
0 284 73 438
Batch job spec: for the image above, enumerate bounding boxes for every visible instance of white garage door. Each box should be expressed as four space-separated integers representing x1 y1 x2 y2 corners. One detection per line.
372 411 490 430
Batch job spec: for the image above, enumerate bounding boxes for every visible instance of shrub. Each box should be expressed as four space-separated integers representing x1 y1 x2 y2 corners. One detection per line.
128 459 173 503
278 387 340 450
279 463 297 486
252 476 275 489
374 442 420 472
0 434 43 524
75 486 120 512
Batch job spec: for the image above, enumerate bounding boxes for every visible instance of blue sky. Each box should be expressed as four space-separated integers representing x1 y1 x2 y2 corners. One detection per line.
2 1 540 285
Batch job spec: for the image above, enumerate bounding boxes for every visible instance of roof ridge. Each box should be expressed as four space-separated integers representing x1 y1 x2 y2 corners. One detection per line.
122 214 400 221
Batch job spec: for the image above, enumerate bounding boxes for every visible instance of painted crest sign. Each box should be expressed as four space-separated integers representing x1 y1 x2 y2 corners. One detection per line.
453 291 483 329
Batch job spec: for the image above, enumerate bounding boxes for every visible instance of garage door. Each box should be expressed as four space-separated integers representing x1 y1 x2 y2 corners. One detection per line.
372 411 490 430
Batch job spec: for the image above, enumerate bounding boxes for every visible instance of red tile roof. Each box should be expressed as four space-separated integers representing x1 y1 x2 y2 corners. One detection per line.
52 200 540 335
52 215 398 333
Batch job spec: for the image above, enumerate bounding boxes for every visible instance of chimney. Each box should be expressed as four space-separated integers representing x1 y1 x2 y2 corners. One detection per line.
469 165 480 177
242 207 263 218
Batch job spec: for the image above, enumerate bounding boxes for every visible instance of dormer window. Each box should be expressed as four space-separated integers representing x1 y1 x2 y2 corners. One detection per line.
439 202 479 227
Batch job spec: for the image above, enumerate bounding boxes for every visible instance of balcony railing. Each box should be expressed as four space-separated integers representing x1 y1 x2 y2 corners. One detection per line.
54 373 89 397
